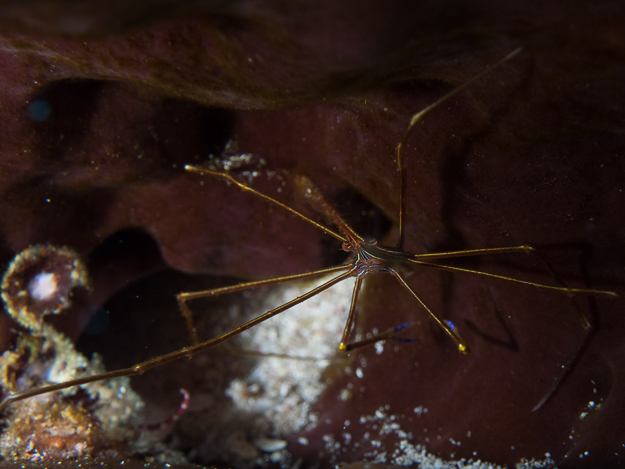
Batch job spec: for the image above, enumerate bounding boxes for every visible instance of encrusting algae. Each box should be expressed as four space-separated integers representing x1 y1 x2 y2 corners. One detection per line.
0 245 181 462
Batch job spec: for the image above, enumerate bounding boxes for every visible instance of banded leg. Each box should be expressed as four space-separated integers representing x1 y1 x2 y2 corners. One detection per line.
341 322 418 351
177 265 355 345
395 48 523 250
404 247 616 409
338 269 469 354
338 274 421 352
0 266 355 412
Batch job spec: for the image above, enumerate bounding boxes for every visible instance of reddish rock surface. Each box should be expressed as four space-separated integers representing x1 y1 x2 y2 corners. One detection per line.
0 1 624 468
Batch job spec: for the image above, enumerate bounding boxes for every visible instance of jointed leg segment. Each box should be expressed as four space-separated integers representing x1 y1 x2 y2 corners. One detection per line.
401 245 613 409
0 47 617 418
0 265 354 413
177 265 356 346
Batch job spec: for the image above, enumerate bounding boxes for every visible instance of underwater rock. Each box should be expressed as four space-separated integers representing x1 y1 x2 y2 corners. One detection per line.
0 1 623 468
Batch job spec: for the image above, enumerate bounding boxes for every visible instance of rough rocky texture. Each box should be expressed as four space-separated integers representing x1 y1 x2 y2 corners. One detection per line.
0 0 624 468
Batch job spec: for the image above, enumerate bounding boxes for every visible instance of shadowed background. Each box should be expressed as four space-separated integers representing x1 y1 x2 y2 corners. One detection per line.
0 0 623 467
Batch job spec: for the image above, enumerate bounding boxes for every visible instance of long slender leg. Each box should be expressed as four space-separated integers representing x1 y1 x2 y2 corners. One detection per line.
338 277 363 351
532 296 590 411
385 262 595 410
337 275 421 352
389 269 470 354
341 322 418 351
415 254 599 410
515 249 594 409
0 266 355 413
392 243 618 298
405 245 537 260
403 257 617 298
504 250 596 410
401 247 615 410
372 242 616 296
336 269 470 354
211 345 349 363
177 264 355 345
185 166 347 243
395 48 522 250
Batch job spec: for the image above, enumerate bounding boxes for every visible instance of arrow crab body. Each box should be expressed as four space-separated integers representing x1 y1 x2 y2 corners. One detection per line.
0 47 617 425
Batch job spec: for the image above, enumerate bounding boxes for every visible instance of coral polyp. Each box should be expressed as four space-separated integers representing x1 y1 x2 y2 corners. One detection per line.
0 245 161 462
1 245 90 332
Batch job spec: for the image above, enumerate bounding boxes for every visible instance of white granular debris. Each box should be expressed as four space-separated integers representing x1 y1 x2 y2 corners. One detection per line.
380 421 400 435
269 450 287 463
322 434 341 452
372 452 388 464
253 437 288 453
169 258 559 469
333 406 555 468
205 140 256 172
515 457 556 468
225 273 355 435
339 388 352 401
